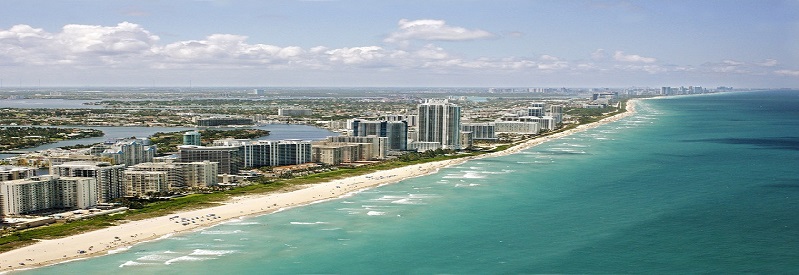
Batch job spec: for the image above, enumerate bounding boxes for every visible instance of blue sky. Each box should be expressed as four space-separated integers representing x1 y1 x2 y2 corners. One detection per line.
0 0 797 88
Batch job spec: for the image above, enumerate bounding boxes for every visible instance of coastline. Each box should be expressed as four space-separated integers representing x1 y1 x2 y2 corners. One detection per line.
0 99 638 273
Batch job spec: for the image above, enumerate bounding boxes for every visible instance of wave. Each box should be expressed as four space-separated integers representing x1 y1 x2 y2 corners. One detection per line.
190 249 237 256
226 221 260 226
107 246 132 254
391 198 427 205
200 230 244 235
164 256 210 265
367 211 386 216
136 253 174 262
119 260 153 267
290 221 329 225
454 183 480 188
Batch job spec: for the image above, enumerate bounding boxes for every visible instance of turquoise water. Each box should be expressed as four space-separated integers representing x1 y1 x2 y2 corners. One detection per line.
22 91 799 274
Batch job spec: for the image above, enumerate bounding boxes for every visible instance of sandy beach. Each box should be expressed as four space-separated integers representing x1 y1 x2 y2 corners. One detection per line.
0 100 637 273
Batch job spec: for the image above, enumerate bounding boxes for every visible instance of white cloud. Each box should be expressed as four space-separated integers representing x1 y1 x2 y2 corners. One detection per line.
59 22 159 58
325 46 386 65
0 22 160 67
613 51 656 63
722 59 744 66
1 22 794 86
384 19 495 44
758 59 778 67
590 49 607 61
775 70 799 77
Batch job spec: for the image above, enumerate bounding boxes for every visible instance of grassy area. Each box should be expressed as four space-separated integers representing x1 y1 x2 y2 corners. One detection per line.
0 102 633 253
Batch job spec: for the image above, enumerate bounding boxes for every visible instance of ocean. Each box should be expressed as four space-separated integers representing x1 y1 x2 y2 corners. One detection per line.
20 90 799 274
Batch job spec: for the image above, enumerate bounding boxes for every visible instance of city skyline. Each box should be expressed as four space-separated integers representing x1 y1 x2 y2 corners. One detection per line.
1 0 797 88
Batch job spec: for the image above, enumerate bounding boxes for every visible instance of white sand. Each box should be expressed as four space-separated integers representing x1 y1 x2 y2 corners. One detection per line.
0 100 637 272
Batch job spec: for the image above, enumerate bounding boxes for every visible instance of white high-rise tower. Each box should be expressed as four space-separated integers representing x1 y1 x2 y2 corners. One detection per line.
417 99 461 150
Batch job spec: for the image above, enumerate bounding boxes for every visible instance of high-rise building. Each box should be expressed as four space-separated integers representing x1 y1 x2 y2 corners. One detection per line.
0 166 36 181
549 105 563 124
502 116 556 131
183 131 202 146
237 140 312 168
461 123 497 140
52 161 125 203
89 138 156 166
177 161 218 188
126 161 218 191
495 121 540 134
528 102 546 117
417 99 461 150
179 146 243 174
124 171 168 197
351 120 408 151
328 136 388 160
1 175 97 216
126 162 184 189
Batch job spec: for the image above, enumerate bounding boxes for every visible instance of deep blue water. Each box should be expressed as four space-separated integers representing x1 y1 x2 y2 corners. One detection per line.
20 90 799 274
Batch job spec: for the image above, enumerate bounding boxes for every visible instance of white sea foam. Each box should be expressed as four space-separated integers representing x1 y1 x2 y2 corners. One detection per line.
107 246 132 254
321 227 342 231
119 260 152 267
463 172 486 179
148 233 175 241
164 256 210 265
290 221 329 225
367 211 386 216
391 198 427 205
190 249 237 256
373 195 405 201
227 221 260 226
137 253 173 262
200 230 244 235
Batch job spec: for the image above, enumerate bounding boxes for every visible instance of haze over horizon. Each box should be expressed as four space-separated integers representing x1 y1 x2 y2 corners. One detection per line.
1 0 797 88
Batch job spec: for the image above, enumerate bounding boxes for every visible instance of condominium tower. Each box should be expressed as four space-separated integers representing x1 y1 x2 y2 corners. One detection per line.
417 99 461 150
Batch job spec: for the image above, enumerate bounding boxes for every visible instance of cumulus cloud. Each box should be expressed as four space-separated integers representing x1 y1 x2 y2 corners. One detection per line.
613 51 656 63
0 22 158 66
384 19 495 44
325 46 387 65
1 21 794 83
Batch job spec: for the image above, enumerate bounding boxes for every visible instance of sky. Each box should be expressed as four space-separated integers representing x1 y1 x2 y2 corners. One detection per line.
0 0 797 88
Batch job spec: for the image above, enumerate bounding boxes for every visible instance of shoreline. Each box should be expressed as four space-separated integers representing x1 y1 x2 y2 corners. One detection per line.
0 99 638 273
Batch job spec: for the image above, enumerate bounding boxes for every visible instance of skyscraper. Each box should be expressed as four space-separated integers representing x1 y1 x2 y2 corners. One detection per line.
417 99 461 150
351 120 408 151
